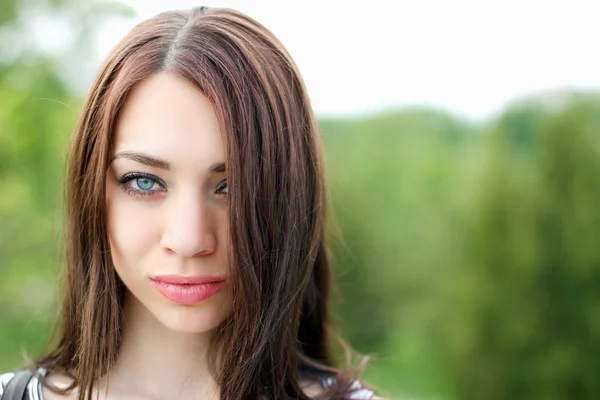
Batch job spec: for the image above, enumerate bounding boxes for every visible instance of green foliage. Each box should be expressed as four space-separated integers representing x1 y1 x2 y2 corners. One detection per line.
436 99 600 399
0 0 129 373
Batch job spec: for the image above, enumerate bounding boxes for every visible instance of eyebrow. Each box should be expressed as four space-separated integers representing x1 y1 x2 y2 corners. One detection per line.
112 151 226 173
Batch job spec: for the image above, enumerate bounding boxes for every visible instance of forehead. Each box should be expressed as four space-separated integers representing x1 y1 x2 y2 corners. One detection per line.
113 72 225 168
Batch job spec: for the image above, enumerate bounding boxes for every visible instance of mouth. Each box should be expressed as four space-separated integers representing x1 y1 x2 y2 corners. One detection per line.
150 275 226 304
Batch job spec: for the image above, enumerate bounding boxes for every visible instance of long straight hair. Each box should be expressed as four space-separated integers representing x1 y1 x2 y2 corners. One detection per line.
35 7 364 400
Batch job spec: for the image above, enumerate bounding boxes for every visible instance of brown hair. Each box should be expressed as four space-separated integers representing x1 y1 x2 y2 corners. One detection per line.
35 6 367 400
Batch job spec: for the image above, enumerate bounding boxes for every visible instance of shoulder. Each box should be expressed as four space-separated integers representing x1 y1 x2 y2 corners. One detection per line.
302 376 380 400
0 369 41 400
1 368 75 400
0 371 16 397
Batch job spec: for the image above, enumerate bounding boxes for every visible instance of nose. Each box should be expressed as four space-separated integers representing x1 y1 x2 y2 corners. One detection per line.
160 190 217 258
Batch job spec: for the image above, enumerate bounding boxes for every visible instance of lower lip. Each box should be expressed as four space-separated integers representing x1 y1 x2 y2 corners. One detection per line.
151 280 225 304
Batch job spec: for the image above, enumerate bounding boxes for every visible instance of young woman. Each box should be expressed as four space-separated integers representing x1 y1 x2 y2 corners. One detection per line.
0 6 381 400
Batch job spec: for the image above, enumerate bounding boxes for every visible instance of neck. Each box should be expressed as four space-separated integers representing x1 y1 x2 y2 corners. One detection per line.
100 294 220 400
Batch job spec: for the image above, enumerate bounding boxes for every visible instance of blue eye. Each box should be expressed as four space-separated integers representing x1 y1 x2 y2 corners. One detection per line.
135 177 155 191
117 172 165 198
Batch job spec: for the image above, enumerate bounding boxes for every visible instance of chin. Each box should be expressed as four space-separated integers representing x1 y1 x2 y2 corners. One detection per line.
123 287 232 334
154 304 229 333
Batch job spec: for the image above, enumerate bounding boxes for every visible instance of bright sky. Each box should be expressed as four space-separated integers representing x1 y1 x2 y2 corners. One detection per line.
97 0 600 120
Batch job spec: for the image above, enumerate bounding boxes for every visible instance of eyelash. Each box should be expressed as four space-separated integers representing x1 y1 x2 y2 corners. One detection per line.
116 172 228 199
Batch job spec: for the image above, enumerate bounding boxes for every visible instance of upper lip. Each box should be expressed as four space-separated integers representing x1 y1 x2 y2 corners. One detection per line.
150 275 225 284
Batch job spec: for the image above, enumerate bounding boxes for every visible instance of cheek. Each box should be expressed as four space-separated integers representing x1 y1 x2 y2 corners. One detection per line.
107 193 162 268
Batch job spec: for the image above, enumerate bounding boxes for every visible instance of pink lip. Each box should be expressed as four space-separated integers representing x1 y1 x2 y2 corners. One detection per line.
150 275 225 304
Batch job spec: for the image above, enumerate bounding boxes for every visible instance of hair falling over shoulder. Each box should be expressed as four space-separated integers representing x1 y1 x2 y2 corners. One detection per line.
33 7 372 400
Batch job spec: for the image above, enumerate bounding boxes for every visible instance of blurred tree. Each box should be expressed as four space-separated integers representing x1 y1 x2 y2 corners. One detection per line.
531 100 600 398
439 98 600 400
0 0 131 370
321 108 474 396
495 105 545 152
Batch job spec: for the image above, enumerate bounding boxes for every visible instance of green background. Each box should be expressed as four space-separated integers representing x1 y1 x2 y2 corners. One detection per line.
2 1 600 399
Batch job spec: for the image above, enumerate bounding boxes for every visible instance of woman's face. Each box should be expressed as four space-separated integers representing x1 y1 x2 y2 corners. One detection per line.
106 72 232 333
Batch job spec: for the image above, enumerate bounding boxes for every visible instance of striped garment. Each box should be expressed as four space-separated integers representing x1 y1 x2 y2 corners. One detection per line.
0 369 43 400
322 376 376 399
1 368 374 400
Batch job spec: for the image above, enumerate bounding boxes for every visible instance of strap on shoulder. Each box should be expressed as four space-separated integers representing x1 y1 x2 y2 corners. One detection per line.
2 370 34 400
